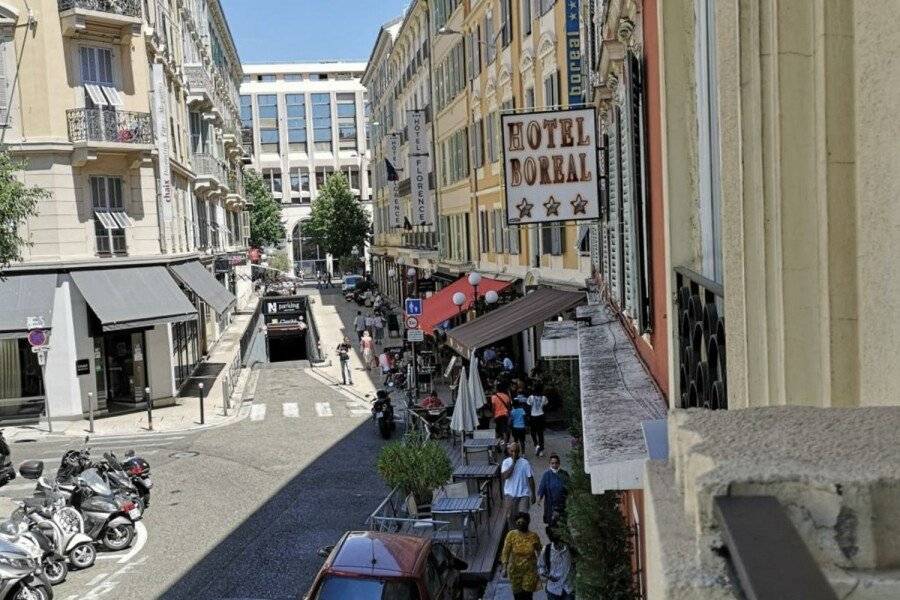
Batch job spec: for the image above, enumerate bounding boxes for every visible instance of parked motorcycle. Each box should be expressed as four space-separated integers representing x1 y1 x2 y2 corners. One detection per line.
121 451 152 510
1 502 66 587
0 430 15 488
371 390 396 439
0 534 52 600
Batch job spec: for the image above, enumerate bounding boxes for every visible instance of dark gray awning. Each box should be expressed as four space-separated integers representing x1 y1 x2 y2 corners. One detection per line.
0 273 56 339
446 288 585 356
71 266 197 332
577 303 667 492
169 261 236 315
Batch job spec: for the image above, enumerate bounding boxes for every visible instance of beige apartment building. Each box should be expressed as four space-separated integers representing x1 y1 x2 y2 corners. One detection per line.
0 0 249 424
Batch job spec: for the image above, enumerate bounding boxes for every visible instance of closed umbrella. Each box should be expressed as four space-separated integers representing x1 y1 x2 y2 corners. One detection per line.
450 367 477 446
468 351 487 409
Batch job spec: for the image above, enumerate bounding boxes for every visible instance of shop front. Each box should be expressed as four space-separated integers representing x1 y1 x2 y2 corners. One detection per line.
170 259 236 370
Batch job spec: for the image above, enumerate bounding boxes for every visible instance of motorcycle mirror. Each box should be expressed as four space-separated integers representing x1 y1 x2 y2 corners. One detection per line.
316 545 334 558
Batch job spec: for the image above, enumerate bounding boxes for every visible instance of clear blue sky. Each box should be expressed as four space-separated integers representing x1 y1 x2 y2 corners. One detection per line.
221 0 411 64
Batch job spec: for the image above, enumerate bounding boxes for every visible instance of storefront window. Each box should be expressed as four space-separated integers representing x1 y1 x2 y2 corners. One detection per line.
0 339 44 420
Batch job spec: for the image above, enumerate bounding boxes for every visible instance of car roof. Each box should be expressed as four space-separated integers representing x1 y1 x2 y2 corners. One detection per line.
328 531 429 576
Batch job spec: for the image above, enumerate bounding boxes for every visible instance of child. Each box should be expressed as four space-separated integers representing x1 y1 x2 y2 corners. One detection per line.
509 399 528 451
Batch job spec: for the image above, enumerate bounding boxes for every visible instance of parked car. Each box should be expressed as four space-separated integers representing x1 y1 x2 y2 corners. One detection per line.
341 275 364 293
303 531 467 600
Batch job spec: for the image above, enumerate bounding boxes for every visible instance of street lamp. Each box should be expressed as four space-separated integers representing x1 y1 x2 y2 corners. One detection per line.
484 290 499 306
468 271 482 303
452 291 466 315
406 267 417 279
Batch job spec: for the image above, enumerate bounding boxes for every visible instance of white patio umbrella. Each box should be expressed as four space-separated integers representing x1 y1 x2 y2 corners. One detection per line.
468 351 487 409
450 367 477 438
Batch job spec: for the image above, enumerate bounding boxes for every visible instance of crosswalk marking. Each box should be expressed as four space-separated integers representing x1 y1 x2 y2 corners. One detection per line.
250 404 266 421
282 403 299 418
314 402 333 417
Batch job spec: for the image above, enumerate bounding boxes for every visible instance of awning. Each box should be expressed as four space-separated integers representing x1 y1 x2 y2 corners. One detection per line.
71 266 198 332
540 320 579 357
446 288 585 356
0 273 56 339
169 260 236 315
576 303 667 493
417 274 512 334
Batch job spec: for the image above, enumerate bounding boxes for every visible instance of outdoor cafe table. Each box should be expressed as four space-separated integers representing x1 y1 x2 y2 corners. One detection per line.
432 495 485 532
462 438 498 465
452 464 500 512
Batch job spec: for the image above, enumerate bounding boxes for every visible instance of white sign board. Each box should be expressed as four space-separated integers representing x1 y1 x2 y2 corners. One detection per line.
409 154 432 225
406 109 428 155
386 133 403 228
502 108 600 225
407 329 424 342
151 63 173 222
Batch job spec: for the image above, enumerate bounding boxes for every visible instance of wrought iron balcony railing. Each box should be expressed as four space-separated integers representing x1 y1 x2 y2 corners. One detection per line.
66 108 152 145
674 266 727 410
241 127 254 156
227 169 245 198
401 230 437 250
58 0 142 18
185 64 213 95
192 153 226 184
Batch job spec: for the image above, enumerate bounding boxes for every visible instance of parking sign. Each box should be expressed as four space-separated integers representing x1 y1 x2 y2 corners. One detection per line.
405 298 422 316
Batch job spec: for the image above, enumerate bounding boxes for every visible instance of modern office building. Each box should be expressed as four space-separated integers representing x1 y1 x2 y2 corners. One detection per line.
0 0 249 423
240 62 372 273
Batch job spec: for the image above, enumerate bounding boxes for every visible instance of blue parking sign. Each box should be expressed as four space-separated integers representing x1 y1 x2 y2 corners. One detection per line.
405 298 422 316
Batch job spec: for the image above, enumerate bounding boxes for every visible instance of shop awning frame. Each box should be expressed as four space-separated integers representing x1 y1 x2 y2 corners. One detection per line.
446 287 585 356
417 274 513 334
169 260 236 315
71 266 198 332
0 273 57 339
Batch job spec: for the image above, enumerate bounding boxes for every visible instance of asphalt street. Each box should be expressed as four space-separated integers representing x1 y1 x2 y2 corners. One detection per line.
1 361 391 600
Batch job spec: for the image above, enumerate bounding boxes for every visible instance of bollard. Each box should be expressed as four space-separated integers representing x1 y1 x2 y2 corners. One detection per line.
144 387 153 431
88 392 95 434
198 382 205 425
221 377 229 417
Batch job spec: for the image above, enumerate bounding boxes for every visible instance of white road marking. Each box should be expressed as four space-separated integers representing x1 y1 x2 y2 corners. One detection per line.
86 573 108 586
250 404 266 421
117 521 148 564
282 402 299 418
315 402 333 417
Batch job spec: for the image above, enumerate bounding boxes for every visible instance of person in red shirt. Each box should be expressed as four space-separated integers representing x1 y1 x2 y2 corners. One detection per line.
492 382 513 444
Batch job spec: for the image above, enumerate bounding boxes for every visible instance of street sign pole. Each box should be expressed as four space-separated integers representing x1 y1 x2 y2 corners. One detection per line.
27 322 52 433
39 350 52 433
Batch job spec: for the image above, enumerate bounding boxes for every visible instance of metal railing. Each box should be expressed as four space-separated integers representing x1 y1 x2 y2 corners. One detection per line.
227 169 245 198
401 230 437 250
674 266 727 410
58 0 142 18
185 64 213 95
192 153 226 184
241 128 254 156
66 109 152 145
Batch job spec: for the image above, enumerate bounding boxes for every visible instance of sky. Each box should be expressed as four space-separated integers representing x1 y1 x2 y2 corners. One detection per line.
221 0 411 64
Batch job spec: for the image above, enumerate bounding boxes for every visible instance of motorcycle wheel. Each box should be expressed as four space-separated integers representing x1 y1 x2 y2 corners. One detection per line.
43 555 68 585
69 542 96 569
13 583 50 600
102 523 135 551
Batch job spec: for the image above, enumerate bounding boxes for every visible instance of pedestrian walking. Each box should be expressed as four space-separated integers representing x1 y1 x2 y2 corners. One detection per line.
509 399 528 451
354 311 366 341
500 511 542 600
492 383 513 444
361 331 376 371
527 385 548 457
538 527 575 600
372 313 385 343
501 442 536 530
365 313 376 338
537 454 570 526
336 337 354 385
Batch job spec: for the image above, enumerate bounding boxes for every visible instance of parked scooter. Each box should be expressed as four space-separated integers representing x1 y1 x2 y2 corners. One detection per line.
1 501 66 587
371 390 396 439
121 451 152 510
0 430 15 488
0 534 52 600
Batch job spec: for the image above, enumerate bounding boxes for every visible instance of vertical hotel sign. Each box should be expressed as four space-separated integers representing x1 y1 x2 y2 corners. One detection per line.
386 133 402 228
151 64 173 223
565 0 584 106
406 109 433 226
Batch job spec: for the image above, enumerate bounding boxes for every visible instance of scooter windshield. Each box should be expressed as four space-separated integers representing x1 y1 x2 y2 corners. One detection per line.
81 468 113 496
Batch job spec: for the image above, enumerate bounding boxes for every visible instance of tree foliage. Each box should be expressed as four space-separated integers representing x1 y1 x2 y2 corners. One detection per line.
245 170 284 247
377 431 453 505
305 173 370 260
0 153 48 272
264 249 292 281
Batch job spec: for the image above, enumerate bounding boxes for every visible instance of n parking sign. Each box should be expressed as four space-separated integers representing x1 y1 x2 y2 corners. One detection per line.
405 298 422 316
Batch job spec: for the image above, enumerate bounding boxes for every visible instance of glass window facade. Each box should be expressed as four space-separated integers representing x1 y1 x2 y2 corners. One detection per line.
172 318 199 391
257 94 279 153
240 95 253 129
312 93 332 151
0 339 45 420
286 94 307 152
336 93 357 150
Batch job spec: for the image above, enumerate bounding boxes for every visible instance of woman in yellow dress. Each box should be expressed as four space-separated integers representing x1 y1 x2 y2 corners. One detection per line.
501 512 542 599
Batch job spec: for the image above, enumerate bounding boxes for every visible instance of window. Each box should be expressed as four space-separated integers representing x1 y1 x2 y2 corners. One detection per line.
345 167 360 190
91 176 127 255
508 222 520 254
315 166 334 188
285 94 307 152
257 94 279 153
500 0 513 47
543 70 559 108
431 0 460 34
240 95 253 129
262 169 282 196
284 73 303 81
290 168 309 195
486 110 502 163
493 208 505 253
312 93 332 151
441 128 469 186
336 93 357 150
540 0 556 15
256 74 275 82
696 0 722 282
525 87 535 109
316 73 329 80
314 576 419 600
479 211 489 253
521 0 532 36
483 12 496 64
471 119 483 170
80 46 120 108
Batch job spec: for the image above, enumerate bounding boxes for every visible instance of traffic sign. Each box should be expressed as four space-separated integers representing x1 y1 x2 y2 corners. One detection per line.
26 329 48 348
407 329 424 342
405 297 422 316
405 316 419 329
26 316 45 329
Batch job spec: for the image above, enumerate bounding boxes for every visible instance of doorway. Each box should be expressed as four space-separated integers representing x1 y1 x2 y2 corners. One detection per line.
103 331 147 404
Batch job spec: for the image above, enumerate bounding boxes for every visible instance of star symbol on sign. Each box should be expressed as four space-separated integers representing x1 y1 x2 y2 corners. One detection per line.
517 198 534 219
571 194 589 215
544 196 561 217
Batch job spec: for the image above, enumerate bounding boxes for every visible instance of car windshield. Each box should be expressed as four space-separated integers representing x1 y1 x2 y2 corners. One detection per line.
344 276 362 285
80 468 112 496
314 576 419 600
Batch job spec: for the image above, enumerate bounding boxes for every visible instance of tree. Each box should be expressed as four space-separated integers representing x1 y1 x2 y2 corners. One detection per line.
263 249 292 282
305 172 370 260
245 170 284 247
0 152 48 272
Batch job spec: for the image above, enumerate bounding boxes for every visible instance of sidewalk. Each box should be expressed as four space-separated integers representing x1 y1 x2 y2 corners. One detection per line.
5 298 262 440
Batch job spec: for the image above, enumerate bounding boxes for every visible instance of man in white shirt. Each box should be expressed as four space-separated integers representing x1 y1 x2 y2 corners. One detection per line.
354 311 366 340
500 442 536 530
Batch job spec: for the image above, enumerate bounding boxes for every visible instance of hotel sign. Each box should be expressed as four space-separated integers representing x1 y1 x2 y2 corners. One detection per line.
406 109 433 226
502 108 600 225
565 0 584 106
386 133 402 228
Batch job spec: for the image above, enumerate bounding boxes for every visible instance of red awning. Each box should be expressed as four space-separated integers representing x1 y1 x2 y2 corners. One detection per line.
415 274 513 334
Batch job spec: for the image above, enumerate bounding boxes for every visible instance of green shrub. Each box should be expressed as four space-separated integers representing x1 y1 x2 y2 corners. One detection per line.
376 431 453 504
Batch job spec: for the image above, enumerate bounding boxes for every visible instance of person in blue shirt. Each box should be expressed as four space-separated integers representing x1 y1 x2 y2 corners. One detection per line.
509 399 528 451
538 454 571 526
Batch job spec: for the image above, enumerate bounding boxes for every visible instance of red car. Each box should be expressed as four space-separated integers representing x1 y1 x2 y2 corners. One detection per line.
304 531 467 600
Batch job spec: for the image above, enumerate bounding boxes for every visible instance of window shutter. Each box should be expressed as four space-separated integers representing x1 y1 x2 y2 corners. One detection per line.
0 39 8 125
620 101 637 315
607 116 622 305
629 52 653 332
541 224 552 255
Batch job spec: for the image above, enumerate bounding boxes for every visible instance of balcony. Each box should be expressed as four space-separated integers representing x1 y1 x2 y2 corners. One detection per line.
401 230 437 251
66 108 152 164
225 169 245 207
185 64 214 107
192 153 226 195
674 266 727 410
241 128 254 163
58 0 142 37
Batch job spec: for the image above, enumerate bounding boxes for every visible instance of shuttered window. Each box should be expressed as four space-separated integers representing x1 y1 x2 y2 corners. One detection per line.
0 36 9 126
628 52 653 332
607 116 622 305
